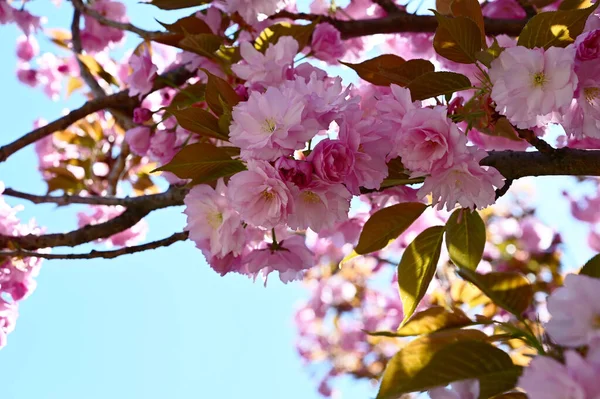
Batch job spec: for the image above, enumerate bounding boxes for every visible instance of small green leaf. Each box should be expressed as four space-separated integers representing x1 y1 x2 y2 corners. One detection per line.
450 0 486 43
398 226 445 323
433 11 483 63
517 2 599 49
446 208 486 270
378 339 521 399
355 202 428 255
167 107 227 140
580 253 600 278
407 71 472 101
458 269 534 317
153 143 245 184
254 22 315 53
147 0 209 9
340 54 406 86
367 306 473 337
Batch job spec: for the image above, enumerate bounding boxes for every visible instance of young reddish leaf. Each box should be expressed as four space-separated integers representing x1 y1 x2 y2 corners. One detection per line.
169 83 207 110
398 226 445 324
178 33 224 58
254 22 315 53
167 107 228 140
378 339 521 399
458 269 534 317
517 2 599 49
407 71 472 101
445 208 486 270
153 14 214 48
355 202 428 254
340 54 407 86
378 59 436 87
148 0 209 9
201 68 240 116
367 306 473 337
451 0 486 43
579 253 600 278
433 12 483 63
153 143 245 185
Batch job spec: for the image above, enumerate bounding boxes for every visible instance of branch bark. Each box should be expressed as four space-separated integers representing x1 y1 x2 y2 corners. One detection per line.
0 231 189 260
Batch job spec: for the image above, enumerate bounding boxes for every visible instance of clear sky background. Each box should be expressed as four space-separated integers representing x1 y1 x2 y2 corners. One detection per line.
0 1 595 399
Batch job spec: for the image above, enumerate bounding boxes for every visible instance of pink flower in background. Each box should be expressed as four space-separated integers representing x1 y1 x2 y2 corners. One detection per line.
0 2 13 24
125 126 152 156
80 0 127 52
196 7 223 35
546 274 600 347
77 206 148 248
126 48 157 98
490 46 578 128
377 84 419 139
394 106 467 174
230 86 311 160
219 0 283 23
244 235 314 283
577 29 600 61
227 160 294 228
16 67 38 87
12 9 42 35
15 35 39 62
429 379 480 399
419 149 504 211
148 130 177 164
275 157 314 188
232 37 298 87
133 107 152 124
308 139 355 184
184 183 245 258
519 351 600 398
482 0 525 19
287 182 351 232
311 23 345 64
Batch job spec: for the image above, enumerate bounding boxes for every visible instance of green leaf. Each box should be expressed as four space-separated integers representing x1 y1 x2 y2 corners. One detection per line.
178 33 224 58
458 269 534 317
450 0 486 43
355 202 428 255
148 0 209 9
445 208 486 270
517 2 599 49
202 68 240 116
475 37 504 67
407 71 472 101
378 59 437 87
169 83 206 110
167 107 227 140
153 143 245 184
254 22 315 53
398 226 445 323
340 54 406 86
367 306 473 337
378 339 521 399
558 0 593 10
433 12 483 63
580 253 600 278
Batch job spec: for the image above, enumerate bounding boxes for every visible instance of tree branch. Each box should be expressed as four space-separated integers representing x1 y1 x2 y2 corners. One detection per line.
70 0 165 40
271 11 527 38
372 0 403 15
0 231 189 260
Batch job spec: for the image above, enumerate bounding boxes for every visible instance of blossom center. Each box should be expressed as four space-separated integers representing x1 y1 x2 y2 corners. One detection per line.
261 189 275 201
262 118 278 134
584 87 600 103
592 314 600 329
532 72 546 87
207 211 223 229
301 191 321 204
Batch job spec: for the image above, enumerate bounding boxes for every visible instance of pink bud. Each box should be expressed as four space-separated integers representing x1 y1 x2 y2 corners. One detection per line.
133 107 152 124
577 29 600 61
275 157 313 188
16 68 38 87
16 35 39 61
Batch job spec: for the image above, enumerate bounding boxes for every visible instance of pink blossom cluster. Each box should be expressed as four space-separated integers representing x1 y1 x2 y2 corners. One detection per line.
0 182 44 348
77 205 148 248
80 0 127 53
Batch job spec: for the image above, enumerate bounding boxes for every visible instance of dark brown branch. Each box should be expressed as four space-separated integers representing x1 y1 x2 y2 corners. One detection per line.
271 10 527 38
0 67 195 163
71 7 106 98
70 0 165 40
517 128 555 154
2 186 189 207
0 231 189 260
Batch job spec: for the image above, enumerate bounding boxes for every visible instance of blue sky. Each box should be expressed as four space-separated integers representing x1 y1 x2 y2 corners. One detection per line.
0 1 595 399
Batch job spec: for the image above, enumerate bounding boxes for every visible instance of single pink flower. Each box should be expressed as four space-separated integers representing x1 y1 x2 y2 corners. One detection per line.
418 149 504 211
490 46 578 128
184 183 245 258
125 126 152 156
287 181 351 232
80 0 126 53
307 139 355 184
12 9 42 35
311 23 346 64
577 29 600 61
15 35 39 62
546 274 600 347
232 37 298 87
126 47 157 98
227 160 294 228
148 130 177 165
219 0 283 23
16 67 38 87
133 107 152 124
230 86 312 160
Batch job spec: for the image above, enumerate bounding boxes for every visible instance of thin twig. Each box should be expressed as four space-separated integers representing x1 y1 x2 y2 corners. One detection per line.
495 178 514 200
0 231 189 260
71 7 105 97
70 0 166 40
516 129 555 154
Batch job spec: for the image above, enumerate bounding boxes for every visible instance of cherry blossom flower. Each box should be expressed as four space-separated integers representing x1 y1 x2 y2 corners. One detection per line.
232 37 298 87
307 139 355 185
125 126 152 156
311 23 346 64
125 47 157 99
287 181 352 232
15 35 38 62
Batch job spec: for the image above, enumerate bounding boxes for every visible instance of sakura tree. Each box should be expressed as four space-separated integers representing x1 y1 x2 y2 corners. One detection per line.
2 0 600 397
